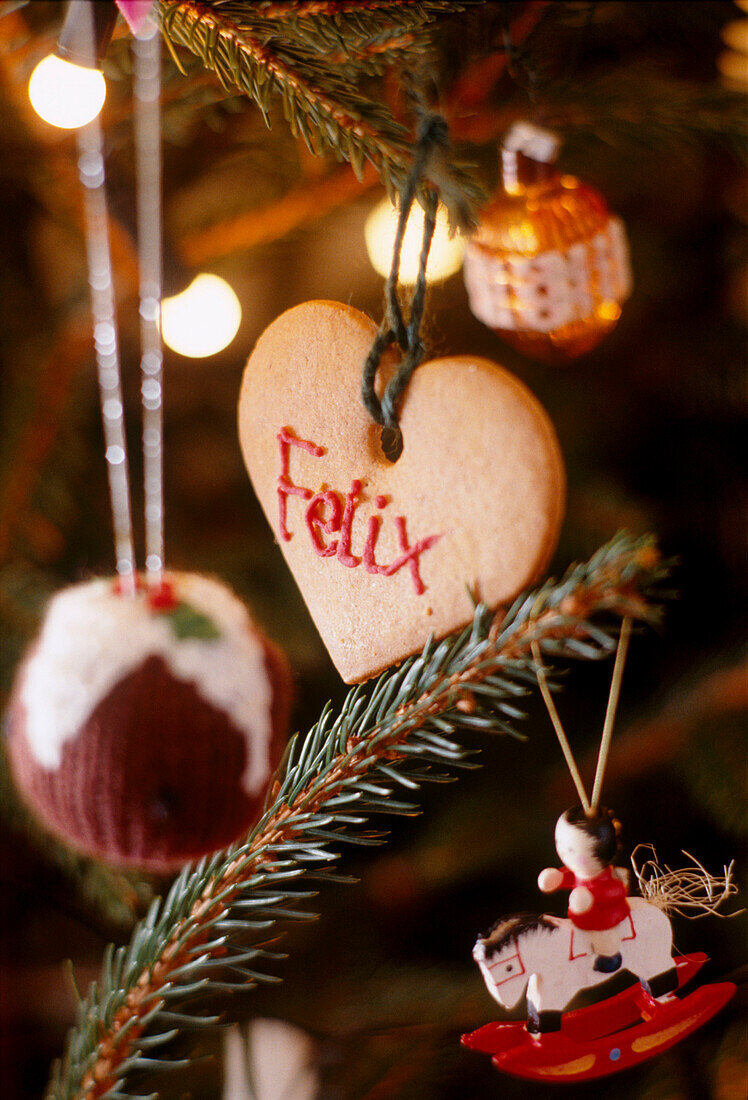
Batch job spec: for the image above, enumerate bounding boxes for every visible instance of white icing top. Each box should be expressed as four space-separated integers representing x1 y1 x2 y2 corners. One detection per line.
19 573 274 797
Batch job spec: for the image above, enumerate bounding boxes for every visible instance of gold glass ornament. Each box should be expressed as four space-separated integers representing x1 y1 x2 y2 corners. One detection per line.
464 122 632 363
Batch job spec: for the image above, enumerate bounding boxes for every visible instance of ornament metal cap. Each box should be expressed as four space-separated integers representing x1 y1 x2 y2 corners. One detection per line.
502 122 561 165
56 0 118 69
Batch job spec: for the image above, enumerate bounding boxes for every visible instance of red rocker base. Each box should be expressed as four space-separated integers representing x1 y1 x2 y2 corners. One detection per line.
462 953 735 1083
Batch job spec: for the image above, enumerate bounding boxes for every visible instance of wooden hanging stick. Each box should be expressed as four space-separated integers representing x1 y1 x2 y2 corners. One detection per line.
590 615 632 811
531 638 591 814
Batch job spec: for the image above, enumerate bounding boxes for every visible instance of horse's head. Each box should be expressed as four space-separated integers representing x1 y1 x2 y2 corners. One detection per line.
473 913 560 1009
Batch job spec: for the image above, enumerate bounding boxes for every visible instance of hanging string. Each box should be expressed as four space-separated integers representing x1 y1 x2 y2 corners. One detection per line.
76 4 135 592
530 638 591 814
361 109 447 462
590 615 632 812
133 14 164 582
631 844 742 919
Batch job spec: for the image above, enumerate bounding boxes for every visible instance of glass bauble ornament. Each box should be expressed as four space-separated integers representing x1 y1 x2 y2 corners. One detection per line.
464 122 632 363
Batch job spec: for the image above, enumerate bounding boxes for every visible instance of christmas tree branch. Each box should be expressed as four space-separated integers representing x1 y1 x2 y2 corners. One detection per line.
447 0 549 111
156 0 483 223
542 70 748 162
166 0 551 265
256 1 441 16
179 161 379 265
48 533 668 1100
324 31 417 69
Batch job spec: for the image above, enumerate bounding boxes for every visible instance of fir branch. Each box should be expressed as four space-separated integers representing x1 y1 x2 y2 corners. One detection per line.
447 0 549 110
256 1 454 16
48 533 668 1100
156 0 483 224
157 2 408 169
324 32 418 73
542 70 748 163
180 162 379 265
250 0 478 45
242 1 465 75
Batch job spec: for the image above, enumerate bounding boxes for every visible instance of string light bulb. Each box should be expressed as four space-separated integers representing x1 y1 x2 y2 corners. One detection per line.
161 274 242 358
28 53 106 129
365 197 465 284
28 0 118 129
718 2 748 90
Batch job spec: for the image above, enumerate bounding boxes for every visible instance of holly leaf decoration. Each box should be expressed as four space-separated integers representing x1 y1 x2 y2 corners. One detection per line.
165 602 221 640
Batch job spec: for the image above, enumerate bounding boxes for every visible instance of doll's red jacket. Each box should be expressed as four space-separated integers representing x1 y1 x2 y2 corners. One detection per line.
560 866 629 930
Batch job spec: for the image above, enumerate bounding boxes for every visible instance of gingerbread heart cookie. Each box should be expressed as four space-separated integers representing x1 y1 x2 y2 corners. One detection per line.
239 301 565 683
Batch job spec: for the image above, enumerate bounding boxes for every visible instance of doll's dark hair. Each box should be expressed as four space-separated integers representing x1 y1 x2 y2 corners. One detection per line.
561 805 621 866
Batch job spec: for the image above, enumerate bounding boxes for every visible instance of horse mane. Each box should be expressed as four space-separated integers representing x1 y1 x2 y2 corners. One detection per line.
479 913 559 960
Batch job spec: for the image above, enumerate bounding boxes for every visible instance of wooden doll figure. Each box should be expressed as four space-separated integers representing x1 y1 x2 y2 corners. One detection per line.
538 806 630 973
463 621 736 1082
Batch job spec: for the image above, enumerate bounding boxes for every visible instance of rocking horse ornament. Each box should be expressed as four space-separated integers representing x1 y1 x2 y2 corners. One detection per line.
462 619 738 1083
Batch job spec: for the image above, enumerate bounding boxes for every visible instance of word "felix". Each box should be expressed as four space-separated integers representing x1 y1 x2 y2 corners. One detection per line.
276 427 441 595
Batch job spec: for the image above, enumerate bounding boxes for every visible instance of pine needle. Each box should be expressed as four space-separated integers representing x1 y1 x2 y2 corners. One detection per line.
47 533 669 1100
155 0 484 226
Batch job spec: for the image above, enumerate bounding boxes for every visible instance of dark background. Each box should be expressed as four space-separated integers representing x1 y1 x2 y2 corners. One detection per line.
0 2 745 1097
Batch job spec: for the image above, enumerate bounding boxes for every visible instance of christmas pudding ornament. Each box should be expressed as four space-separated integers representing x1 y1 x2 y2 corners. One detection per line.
7 10 294 872
462 621 737 1083
238 300 565 683
7 573 291 871
463 121 632 363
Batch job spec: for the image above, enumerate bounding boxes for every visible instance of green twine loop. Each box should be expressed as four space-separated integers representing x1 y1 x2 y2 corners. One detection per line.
362 112 447 463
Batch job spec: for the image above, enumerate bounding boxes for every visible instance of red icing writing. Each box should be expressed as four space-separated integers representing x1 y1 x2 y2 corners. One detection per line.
276 428 441 595
338 479 362 568
363 513 387 575
385 515 441 596
277 427 325 540
305 491 341 557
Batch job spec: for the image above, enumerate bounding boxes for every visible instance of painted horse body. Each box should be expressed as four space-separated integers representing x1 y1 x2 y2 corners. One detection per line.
473 898 676 1026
